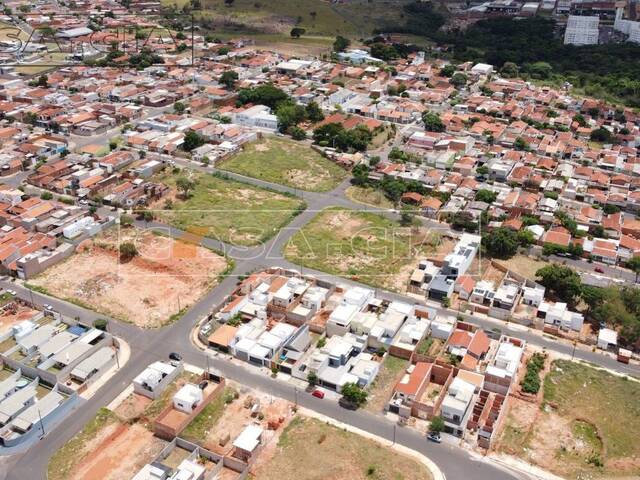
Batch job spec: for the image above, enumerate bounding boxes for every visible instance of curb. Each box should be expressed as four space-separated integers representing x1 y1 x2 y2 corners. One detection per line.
299 407 446 480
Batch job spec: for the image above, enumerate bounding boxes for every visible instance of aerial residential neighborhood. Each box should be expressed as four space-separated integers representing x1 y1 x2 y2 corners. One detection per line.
0 0 637 479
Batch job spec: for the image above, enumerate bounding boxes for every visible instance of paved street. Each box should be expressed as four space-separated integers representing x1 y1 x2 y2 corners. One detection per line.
1 152 638 480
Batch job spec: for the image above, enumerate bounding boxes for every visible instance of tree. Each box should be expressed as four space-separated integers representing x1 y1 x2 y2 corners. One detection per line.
500 62 518 78
627 257 640 282
305 101 324 122
590 127 613 143
176 176 196 198
93 318 109 331
120 214 134 227
182 129 205 151
333 35 350 52
307 371 318 386
276 101 306 133
572 113 587 127
514 137 529 151
526 61 552 80
36 74 48 87
173 101 186 114
40 191 53 200
450 72 468 88
237 84 289 110
536 264 582 306
290 27 306 38
109 139 118 151
119 242 138 261
429 416 445 434
440 64 455 77
341 382 367 407
475 189 497 203
422 111 445 132
351 164 370 187
400 205 416 226
220 70 238 89
483 228 519 259
288 126 306 140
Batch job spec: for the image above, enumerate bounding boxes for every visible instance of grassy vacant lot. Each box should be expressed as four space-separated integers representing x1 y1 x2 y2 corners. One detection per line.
156 171 305 246
345 186 394 209
283 207 438 290
48 408 119 480
500 360 640 479
365 355 408 413
253 417 433 480
181 387 236 443
220 137 347 192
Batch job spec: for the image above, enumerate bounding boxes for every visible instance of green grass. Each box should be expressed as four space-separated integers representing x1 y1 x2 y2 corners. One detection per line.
345 186 394 209
283 207 437 290
542 360 640 476
256 417 433 480
181 386 237 443
48 408 118 480
156 171 306 246
219 137 347 192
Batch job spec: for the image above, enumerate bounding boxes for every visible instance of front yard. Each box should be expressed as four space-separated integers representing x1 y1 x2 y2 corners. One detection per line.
365 355 408 413
283 207 439 291
153 171 306 246
219 136 347 192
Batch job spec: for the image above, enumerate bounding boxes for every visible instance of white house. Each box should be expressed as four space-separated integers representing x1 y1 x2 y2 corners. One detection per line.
173 383 204 414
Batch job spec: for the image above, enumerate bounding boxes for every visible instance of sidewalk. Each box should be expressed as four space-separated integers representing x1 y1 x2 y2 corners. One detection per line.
299 407 447 480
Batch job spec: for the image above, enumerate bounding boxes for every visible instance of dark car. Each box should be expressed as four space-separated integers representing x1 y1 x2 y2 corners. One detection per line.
594 266 604 273
169 352 182 362
427 432 442 443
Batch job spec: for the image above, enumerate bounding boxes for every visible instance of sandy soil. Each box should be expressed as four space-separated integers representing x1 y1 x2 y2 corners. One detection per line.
114 393 152 422
69 423 165 480
30 228 228 327
203 389 293 456
0 306 39 334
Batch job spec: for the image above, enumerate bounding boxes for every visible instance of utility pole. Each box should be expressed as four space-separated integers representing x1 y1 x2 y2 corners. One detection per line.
392 424 396 445
38 406 45 437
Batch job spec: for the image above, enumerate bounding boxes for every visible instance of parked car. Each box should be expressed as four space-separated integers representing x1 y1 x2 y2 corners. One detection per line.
427 432 442 443
311 389 325 399
594 266 604 273
169 352 182 362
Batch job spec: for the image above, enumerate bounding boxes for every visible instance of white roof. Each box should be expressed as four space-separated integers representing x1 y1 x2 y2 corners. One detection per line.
233 424 263 452
598 328 617 345
174 383 202 404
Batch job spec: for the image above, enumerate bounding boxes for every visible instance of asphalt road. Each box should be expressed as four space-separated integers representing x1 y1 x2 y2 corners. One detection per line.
1 150 638 480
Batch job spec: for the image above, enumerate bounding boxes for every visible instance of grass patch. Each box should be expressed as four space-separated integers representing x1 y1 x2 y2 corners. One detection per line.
255 416 433 480
156 171 305 246
365 355 408 413
219 137 347 192
283 207 437 290
345 186 394 209
181 387 237 443
47 408 118 480
544 360 640 460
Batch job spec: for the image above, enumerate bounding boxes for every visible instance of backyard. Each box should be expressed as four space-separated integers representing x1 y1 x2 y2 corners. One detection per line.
283 207 440 290
252 416 433 480
498 360 640 479
153 171 306 246
28 227 229 327
219 137 347 192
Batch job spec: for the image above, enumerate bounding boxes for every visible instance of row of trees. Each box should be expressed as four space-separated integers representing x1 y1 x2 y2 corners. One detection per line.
535 264 640 347
312 122 372 152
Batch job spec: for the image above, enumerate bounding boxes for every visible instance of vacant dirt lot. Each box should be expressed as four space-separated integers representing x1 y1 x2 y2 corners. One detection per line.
30 228 228 327
68 422 164 480
253 417 433 480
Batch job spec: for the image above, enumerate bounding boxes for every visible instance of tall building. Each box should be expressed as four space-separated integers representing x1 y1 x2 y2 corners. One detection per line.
564 15 600 44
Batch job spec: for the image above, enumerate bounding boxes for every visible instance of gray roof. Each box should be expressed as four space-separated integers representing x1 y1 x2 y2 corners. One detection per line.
70 347 114 380
12 390 64 433
0 381 37 425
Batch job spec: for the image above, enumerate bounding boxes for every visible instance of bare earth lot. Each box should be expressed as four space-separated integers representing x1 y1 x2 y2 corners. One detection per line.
252 417 433 480
29 228 228 327
497 360 640 479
